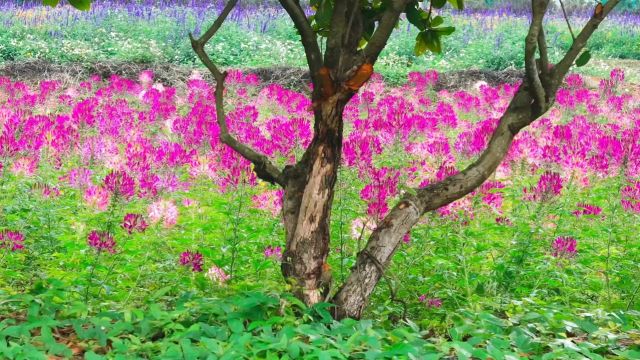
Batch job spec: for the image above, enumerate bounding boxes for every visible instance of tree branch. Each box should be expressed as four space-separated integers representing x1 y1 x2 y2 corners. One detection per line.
362 0 411 64
190 0 285 186
524 0 549 115
552 0 621 83
558 0 576 41
278 0 323 82
332 0 622 319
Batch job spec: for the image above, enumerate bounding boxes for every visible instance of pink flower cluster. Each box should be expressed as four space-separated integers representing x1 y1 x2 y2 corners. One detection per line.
0 230 25 251
179 250 204 272
87 231 116 254
552 236 578 258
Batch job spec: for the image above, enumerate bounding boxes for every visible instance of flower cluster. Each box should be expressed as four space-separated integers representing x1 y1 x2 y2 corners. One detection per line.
206 265 230 284
264 245 282 260
179 250 204 272
0 230 25 252
419 295 443 308
87 231 117 254
121 213 148 234
552 236 578 258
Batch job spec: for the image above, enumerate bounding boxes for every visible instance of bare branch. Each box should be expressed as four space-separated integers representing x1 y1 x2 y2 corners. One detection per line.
558 0 576 41
362 0 411 64
552 0 621 83
538 27 549 77
278 0 323 80
525 0 550 115
190 0 285 186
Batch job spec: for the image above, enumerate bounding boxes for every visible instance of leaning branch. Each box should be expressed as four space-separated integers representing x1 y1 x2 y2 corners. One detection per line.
332 0 622 319
552 0 620 83
190 0 285 186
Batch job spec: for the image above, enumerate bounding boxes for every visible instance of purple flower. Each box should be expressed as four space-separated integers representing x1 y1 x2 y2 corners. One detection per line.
552 236 577 258
179 251 204 272
87 231 116 254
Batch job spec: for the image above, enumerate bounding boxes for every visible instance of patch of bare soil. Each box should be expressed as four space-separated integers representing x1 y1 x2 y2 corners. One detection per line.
0 59 637 92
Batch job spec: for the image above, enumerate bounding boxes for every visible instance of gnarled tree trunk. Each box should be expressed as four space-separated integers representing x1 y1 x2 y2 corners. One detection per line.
190 0 621 319
281 100 346 305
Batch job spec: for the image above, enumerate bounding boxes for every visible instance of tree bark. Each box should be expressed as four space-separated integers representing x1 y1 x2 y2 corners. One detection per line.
281 99 346 306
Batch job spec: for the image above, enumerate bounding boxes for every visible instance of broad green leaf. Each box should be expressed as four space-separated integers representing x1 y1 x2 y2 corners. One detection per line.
448 0 465 10
68 0 91 10
576 50 591 67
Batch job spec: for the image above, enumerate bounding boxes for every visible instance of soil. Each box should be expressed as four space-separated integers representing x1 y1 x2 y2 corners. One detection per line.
0 59 638 91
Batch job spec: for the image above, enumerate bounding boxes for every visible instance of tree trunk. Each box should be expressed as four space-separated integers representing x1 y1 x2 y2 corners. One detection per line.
281 100 345 306
332 88 537 319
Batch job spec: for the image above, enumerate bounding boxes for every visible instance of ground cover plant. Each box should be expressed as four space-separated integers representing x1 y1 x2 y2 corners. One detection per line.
1 0 640 358
1 1 639 83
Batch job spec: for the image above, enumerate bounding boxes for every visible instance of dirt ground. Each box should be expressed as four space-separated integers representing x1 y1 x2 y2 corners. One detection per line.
0 59 638 92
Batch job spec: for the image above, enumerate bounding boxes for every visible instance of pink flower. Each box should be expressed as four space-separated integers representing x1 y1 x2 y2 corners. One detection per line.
252 190 284 217
621 182 640 213
121 213 148 235
264 246 282 260
148 199 179 228
552 236 577 258
573 203 602 217
206 265 230 284
419 295 443 308
0 230 25 251
83 186 111 211
103 170 136 200
87 231 116 254
179 250 204 272
524 171 563 202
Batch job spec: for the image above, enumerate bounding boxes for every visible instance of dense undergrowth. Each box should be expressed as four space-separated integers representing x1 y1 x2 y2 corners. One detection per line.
1 66 640 357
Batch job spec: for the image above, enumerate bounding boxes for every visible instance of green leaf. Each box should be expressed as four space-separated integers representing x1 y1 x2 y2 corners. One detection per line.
432 0 447 9
405 5 426 31
431 16 444 27
447 0 464 10
576 50 591 67
433 26 455 36
42 0 60 7
415 30 442 55
68 0 91 10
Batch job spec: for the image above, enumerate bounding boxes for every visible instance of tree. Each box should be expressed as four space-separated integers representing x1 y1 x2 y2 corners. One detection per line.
49 0 622 319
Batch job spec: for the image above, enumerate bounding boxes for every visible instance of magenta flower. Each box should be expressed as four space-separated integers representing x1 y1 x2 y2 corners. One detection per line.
179 251 204 272
419 294 443 308
264 245 283 260
552 236 577 258
103 170 136 200
87 231 116 254
621 182 640 213
0 230 25 251
573 203 603 217
524 171 563 202
121 213 148 235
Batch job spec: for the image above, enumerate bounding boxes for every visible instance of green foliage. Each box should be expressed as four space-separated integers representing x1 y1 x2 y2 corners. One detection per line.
1 284 638 359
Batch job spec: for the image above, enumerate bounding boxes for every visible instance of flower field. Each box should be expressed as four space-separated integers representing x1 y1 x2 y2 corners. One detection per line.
1 64 640 357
